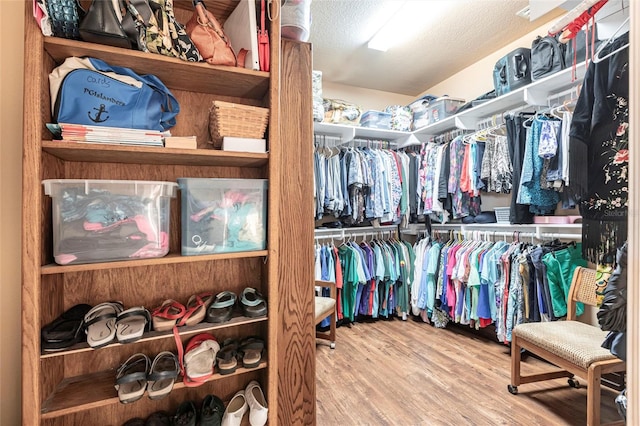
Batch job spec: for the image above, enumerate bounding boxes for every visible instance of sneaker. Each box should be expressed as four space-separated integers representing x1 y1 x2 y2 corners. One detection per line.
245 380 268 426
221 390 248 426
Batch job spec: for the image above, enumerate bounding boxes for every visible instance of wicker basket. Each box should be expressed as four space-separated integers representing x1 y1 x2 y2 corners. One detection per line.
208 101 269 149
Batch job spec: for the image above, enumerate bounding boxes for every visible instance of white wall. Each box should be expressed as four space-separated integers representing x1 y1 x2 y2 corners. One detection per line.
0 1 24 425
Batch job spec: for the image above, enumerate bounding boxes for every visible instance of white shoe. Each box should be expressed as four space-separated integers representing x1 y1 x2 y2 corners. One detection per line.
221 390 248 426
245 380 268 426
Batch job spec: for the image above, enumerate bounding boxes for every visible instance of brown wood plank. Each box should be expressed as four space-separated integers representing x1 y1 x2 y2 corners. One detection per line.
43 38 269 100
41 361 268 419
22 4 45 424
276 40 316 426
41 250 268 274
42 141 268 167
41 315 268 359
315 319 625 425
173 0 237 23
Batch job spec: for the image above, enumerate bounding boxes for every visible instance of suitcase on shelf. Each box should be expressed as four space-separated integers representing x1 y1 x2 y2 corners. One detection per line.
493 47 531 96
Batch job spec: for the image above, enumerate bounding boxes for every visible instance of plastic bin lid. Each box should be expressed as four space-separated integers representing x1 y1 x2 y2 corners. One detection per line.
42 179 178 197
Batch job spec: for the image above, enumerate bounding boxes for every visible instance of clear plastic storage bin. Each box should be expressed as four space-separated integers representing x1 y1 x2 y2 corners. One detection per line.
427 97 465 124
177 178 268 255
359 110 392 129
43 179 177 265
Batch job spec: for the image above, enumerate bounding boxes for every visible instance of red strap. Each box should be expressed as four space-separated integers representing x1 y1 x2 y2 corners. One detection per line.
259 0 270 72
174 326 186 377
560 0 608 41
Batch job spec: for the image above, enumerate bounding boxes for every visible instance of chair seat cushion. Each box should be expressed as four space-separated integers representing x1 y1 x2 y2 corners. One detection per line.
314 296 336 323
513 320 617 369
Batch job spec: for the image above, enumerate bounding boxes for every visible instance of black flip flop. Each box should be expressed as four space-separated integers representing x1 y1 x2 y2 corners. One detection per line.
206 291 236 323
216 339 239 375
41 303 93 352
240 288 267 318
239 336 265 369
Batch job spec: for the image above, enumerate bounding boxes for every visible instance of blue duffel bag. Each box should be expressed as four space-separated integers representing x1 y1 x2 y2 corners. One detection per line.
49 56 179 131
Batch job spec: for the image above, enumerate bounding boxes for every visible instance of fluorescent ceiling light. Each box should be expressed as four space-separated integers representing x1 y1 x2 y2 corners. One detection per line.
367 0 453 52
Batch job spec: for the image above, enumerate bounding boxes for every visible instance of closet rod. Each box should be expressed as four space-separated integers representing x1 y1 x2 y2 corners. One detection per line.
314 224 398 241
430 229 580 241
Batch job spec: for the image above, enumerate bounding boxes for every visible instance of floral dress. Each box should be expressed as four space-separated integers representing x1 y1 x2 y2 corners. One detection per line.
568 31 629 264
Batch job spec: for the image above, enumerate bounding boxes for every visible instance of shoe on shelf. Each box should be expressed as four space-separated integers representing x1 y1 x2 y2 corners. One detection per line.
173 400 197 426
240 288 267 318
115 353 150 404
221 390 248 426
178 292 213 327
41 303 92 352
216 339 239 375
151 299 186 332
238 336 265 369
147 351 179 400
245 380 268 426
200 394 225 426
115 306 151 344
206 291 237 323
144 410 171 426
84 301 124 348
181 333 220 387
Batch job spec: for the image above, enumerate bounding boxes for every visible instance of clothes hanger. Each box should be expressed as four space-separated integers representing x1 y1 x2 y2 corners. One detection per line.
593 16 630 63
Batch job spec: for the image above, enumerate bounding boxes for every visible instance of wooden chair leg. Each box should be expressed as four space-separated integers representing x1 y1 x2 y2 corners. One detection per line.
328 311 336 349
511 336 522 387
587 365 601 426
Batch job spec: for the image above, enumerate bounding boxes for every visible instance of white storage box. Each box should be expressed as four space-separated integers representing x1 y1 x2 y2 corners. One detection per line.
494 207 511 224
43 179 177 265
178 178 267 255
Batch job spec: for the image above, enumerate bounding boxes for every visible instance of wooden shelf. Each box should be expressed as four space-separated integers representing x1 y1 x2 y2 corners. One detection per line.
43 37 270 101
41 250 269 275
41 360 268 418
42 315 268 358
42 141 269 167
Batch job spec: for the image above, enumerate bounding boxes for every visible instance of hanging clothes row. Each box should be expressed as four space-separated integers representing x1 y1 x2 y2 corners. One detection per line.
314 94 582 228
314 233 414 324
411 231 587 344
313 138 415 226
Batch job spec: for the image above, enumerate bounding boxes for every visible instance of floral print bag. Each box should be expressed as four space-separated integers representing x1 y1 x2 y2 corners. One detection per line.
129 0 202 62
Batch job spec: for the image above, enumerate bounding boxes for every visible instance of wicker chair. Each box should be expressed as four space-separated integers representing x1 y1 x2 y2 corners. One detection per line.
509 266 626 426
315 280 336 349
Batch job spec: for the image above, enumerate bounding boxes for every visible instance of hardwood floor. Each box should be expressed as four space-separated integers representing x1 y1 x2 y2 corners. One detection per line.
315 318 624 425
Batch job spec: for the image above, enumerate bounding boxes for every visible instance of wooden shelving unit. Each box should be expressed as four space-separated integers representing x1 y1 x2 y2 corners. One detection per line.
22 3 316 425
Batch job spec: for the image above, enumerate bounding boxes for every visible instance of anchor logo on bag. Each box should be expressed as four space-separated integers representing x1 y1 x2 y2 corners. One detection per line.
88 104 109 123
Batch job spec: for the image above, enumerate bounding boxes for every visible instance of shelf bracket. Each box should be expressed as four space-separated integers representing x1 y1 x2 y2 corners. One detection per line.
454 115 477 130
524 87 551 106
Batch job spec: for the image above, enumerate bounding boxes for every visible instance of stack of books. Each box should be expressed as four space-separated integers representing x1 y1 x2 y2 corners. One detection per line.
47 123 169 147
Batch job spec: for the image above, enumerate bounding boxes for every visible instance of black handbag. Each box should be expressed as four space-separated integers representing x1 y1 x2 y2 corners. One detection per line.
531 35 566 81
492 48 531 96
79 0 151 50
